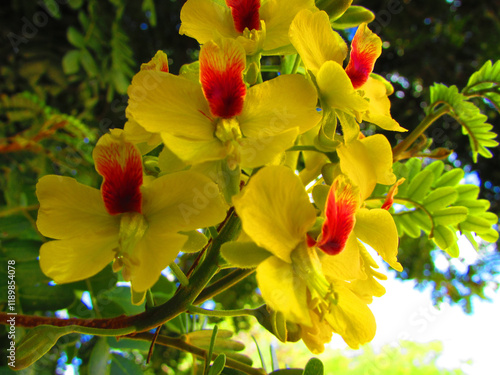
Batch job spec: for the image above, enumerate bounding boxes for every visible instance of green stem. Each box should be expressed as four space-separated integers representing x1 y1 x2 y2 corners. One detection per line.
188 305 260 318
146 289 155 309
260 65 281 72
194 269 255 305
0 204 39 218
208 226 219 239
126 332 266 375
392 105 451 160
291 54 301 75
85 279 102 318
170 262 190 287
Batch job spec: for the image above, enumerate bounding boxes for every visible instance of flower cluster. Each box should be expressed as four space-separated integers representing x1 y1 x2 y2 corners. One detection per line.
36 0 405 352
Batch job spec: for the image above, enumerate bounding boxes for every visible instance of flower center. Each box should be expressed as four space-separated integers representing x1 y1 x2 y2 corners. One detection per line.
226 0 261 34
215 117 243 169
113 211 149 281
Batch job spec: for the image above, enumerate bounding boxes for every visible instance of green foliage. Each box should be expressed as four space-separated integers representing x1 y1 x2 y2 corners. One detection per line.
428 83 498 161
464 60 500 111
385 159 498 257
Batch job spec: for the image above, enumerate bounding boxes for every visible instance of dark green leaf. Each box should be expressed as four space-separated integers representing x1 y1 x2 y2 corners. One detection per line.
110 353 144 375
331 6 374 29
89 338 111 375
303 358 324 375
67 27 85 48
62 50 81 74
208 354 226 375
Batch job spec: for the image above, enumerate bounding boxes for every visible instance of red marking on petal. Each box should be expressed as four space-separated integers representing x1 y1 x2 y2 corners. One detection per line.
317 177 358 255
345 24 381 89
141 51 169 73
200 40 246 118
306 234 317 248
226 0 261 33
94 138 143 215
381 178 405 210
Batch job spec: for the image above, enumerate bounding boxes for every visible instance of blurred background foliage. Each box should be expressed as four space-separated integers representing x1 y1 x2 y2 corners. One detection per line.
0 0 499 373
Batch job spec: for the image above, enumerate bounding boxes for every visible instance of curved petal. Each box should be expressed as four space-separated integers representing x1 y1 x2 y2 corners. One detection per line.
39 233 118 284
256 255 311 325
232 166 316 263
362 77 407 132
359 134 397 186
127 71 214 140
337 139 377 200
161 133 227 165
239 127 298 168
239 74 320 137
93 131 143 215
123 119 162 155
129 231 187 293
324 281 376 349
180 0 238 43
200 38 246 118
345 24 381 89
289 9 347 74
320 233 365 281
142 171 227 233
354 208 403 271
36 175 119 240
261 0 318 53
300 309 333 354
348 246 387 303
316 61 369 117
226 0 260 33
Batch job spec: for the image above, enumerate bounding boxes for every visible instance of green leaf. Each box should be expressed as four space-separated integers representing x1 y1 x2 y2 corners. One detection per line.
89 338 111 375
407 210 432 233
422 187 458 212
19 284 76 312
107 336 151 351
81 49 99 77
16 325 74 369
406 170 434 202
142 0 157 27
434 168 464 187
460 215 494 233
432 225 457 255
426 160 445 184
331 6 374 29
67 26 85 48
62 50 81 74
220 241 272 268
269 371 303 375
42 0 61 19
110 353 144 375
455 184 480 201
433 206 468 226
303 357 324 375
208 354 226 375
478 228 500 243
396 213 421 238
454 199 490 215
464 60 500 111
180 230 208 253
2 240 41 262
429 83 498 162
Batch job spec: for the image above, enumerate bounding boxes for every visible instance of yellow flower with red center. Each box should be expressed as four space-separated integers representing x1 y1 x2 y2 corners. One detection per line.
231 134 402 351
127 37 320 171
36 130 227 304
180 0 318 55
289 9 406 142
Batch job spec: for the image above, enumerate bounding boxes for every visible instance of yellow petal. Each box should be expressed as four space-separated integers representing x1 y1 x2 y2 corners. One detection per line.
239 74 321 136
362 77 406 132
324 281 376 349
239 127 298 168
157 145 188 174
36 175 119 240
123 118 162 155
289 9 347 74
300 309 333 354
233 166 316 263
179 0 238 44
261 0 318 53
39 234 117 284
316 61 369 117
129 231 187 294
256 255 311 325
348 246 387 303
161 133 227 165
142 171 227 233
359 134 397 185
337 139 377 200
354 208 403 271
320 233 365 281
127 71 214 140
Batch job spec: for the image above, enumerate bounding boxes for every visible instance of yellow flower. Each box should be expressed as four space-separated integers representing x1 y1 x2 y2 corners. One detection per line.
127 37 320 170
36 130 227 304
232 134 402 350
289 9 405 142
180 0 318 55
